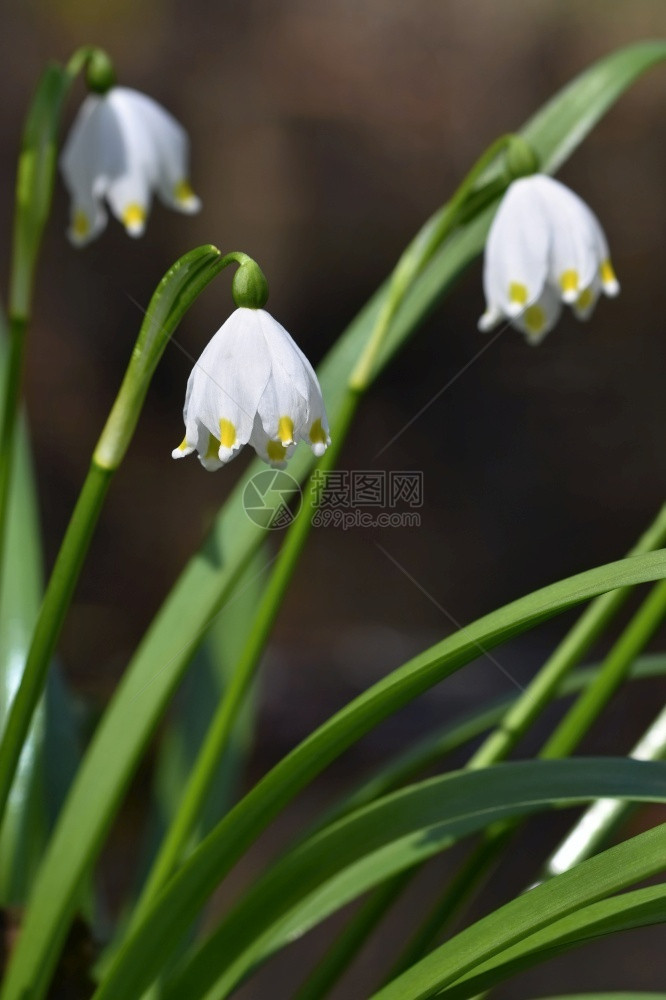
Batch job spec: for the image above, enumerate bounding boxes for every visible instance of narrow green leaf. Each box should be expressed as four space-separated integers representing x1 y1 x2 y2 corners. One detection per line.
0 320 46 904
524 995 666 1000
137 547 265 890
163 760 666 1000
9 64 71 317
317 654 666 829
370 825 666 1000
435 884 666 999
90 551 666 1000
6 41 665 1000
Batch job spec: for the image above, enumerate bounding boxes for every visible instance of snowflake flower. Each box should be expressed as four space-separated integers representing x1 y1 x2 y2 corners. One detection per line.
479 174 619 343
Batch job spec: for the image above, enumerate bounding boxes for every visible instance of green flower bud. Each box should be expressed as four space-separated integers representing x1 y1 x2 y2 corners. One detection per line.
505 135 540 180
231 257 269 309
85 48 117 95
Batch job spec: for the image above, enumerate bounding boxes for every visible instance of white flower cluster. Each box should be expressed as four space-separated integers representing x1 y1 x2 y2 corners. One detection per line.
59 72 621 473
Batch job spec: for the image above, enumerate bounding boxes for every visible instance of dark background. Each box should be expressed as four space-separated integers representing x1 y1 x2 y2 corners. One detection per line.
2 1 666 996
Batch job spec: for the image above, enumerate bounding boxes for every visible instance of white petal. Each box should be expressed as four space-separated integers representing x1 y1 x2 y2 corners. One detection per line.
60 95 120 245
509 283 563 345
256 310 330 456
249 413 295 468
478 304 502 332
254 311 314 442
530 176 603 302
132 90 200 213
184 308 272 465
570 276 601 321
102 88 162 234
483 177 550 318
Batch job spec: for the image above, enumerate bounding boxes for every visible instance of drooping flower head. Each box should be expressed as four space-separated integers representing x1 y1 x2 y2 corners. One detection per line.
60 86 201 246
172 308 330 471
479 174 619 344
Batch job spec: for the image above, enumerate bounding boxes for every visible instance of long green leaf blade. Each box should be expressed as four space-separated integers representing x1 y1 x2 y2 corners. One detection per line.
163 759 666 1000
5 40 665 1000
436 884 666 999
370 825 666 1000
90 551 666 1000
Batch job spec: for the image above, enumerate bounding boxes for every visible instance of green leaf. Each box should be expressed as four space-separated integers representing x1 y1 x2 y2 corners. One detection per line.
136 547 265 892
5 40 666 1000
370 825 666 1000
162 759 666 1000
88 550 666 1000
523 995 666 1000
435 884 666 999
317 654 666 829
0 317 46 903
10 64 71 317
93 244 226 469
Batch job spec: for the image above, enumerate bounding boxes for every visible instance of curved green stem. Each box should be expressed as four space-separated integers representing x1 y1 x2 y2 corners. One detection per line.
130 388 360 927
0 46 114 600
349 134 513 391
540 577 666 759
0 245 225 826
129 136 522 920
384 520 666 982
544 701 666 877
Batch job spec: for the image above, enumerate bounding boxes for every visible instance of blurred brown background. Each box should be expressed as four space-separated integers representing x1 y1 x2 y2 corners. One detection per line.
2 1 666 996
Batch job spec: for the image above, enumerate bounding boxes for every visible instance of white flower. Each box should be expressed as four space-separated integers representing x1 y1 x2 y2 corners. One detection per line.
60 86 201 246
172 308 331 470
478 174 619 344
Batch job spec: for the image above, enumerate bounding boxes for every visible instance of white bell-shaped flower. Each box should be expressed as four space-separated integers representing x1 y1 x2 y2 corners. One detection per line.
478 174 619 344
60 86 201 246
172 308 331 470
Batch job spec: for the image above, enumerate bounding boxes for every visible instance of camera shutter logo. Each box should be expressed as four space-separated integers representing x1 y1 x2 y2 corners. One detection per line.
242 470 302 529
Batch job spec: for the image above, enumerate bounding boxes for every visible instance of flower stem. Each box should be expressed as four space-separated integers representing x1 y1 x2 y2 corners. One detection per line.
0 47 112 603
0 245 225 826
130 388 361 926
348 133 513 391
128 138 518 916
543 701 666 877
540 577 666 760
0 462 112 824
383 512 666 982
468 506 666 769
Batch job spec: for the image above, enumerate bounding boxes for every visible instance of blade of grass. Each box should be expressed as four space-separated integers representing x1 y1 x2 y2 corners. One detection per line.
159 760 666 1000
89 551 666 1000
369 824 666 1000
435 884 666 1000
5 40 665 1000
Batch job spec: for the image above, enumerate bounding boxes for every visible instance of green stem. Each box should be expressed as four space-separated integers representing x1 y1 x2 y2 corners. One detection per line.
544 701 666 877
0 463 112 821
378 506 666 981
540 577 666 759
131 389 361 926
0 244 226 826
348 133 513 390
129 137 518 918
0 317 28 575
468 506 666 769
0 46 112 599
294 871 414 1000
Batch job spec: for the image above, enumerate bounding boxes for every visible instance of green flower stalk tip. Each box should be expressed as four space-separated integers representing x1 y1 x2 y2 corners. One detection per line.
505 134 540 179
84 48 117 94
231 256 269 309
